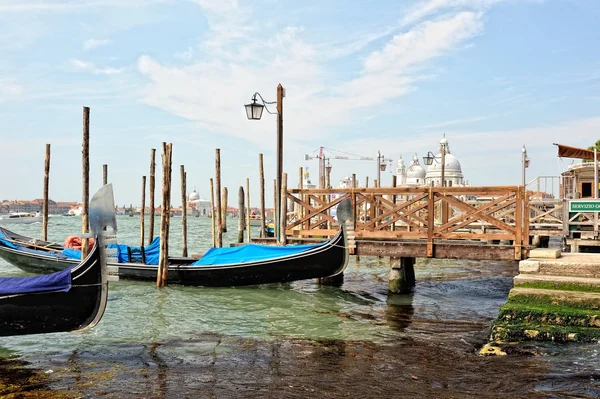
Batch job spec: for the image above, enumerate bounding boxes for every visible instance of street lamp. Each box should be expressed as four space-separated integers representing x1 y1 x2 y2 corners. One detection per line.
245 84 285 243
376 151 388 187
521 145 530 189
326 159 332 189
423 141 447 187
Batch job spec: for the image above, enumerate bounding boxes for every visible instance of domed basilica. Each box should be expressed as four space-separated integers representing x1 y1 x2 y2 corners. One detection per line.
396 136 467 187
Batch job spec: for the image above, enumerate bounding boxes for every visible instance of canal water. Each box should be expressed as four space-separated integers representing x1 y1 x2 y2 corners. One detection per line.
0 216 598 398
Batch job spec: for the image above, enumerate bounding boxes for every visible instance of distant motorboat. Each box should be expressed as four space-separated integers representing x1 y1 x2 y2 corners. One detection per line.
0 212 42 225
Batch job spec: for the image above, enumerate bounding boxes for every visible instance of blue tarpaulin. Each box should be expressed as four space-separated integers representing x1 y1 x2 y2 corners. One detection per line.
108 237 160 264
192 242 324 266
0 267 72 296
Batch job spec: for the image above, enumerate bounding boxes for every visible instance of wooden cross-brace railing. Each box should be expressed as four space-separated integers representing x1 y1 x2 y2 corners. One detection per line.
286 186 529 260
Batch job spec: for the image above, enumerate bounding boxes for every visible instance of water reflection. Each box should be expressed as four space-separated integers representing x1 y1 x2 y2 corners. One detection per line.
385 293 415 332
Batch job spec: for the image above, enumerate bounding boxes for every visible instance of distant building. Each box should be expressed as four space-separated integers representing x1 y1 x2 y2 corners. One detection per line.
395 136 469 188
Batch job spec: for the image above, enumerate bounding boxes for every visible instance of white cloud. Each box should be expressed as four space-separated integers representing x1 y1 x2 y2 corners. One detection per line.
83 38 111 51
70 58 124 75
136 3 486 145
0 0 169 12
0 78 22 100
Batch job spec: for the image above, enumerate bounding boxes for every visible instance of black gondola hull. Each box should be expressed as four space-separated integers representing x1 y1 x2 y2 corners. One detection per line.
0 244 105 337
0 227 349 287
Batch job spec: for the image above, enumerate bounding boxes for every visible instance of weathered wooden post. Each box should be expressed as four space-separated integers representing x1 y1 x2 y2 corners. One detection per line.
148 148 156 245
222 187 228 233
279 173 288 245
157 142 172 287
246 178 251 243
391 175 397 232
102 164 108 186
210 178 216 247
273 178 277 234
215 149 223 248
140 176 146 247
298 167 304 231
259 153 266 238
237 186 245 243
81 106 90 258
42 144 51 241
180 165 188 257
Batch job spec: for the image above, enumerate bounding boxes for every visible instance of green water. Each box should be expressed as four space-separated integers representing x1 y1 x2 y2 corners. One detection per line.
0 216 598 397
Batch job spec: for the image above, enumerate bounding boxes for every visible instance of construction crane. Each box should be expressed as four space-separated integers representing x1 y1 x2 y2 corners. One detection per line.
304 146 393 188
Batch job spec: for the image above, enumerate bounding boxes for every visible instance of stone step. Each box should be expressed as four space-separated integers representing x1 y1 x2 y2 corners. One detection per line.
519 256 600 278
528 248 561 259
509 287 600 310
514 274 600 291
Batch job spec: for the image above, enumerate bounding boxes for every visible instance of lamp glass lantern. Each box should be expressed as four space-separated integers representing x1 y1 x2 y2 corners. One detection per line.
423 154 434 166
245 98 264 120
379 162 387 172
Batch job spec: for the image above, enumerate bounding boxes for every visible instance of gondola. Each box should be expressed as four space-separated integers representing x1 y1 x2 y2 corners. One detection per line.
0 199 352 287
0 184 116 336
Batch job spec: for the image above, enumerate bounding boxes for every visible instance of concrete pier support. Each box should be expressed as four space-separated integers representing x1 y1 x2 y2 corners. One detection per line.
389 257 416 294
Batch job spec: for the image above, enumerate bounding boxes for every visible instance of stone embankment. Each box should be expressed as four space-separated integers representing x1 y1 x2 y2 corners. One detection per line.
487 248 600 349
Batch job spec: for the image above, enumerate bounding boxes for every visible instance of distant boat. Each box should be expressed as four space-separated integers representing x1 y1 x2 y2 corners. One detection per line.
0 212 42 225
67 206 82 216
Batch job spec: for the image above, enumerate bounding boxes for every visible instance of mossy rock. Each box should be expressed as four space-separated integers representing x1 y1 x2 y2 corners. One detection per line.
490 321 600 343
498 302 600 328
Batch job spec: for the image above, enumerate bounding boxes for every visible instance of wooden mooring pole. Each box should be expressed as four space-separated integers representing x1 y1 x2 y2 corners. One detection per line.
210 178 216 247
279 173 287 246
102 164 108 186
140 176 146 247
215 149 223 248
222 187 228 233
42 144 50 241
237 186 245 244
259 153 266 238
246 178 251 243
148 148 156 245
181 166 188 257
81 106 90 259
157 142 172 287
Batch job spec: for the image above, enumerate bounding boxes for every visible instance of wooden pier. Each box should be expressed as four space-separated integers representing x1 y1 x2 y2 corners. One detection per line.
251 185 565 261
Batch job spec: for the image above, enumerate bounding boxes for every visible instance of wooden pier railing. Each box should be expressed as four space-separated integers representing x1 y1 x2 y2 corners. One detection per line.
285 186 534 260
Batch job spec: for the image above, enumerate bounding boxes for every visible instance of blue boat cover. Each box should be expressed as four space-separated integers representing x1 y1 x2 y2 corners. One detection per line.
108 237 160 265
192 242 325 266
0 267 72 296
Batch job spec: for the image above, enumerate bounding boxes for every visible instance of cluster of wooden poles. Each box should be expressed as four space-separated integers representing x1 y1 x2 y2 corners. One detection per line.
37 106 292 289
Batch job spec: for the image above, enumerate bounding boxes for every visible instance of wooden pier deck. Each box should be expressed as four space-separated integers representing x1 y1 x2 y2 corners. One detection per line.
257 185 565 261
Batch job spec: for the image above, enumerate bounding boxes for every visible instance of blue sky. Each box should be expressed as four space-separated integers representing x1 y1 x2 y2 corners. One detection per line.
1 0 599 207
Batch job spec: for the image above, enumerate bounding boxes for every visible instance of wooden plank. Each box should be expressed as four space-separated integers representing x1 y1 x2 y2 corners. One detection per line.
288 186 519 195
356 241 518 261
442 194 516 235
362 192 429 229
437 192 514 234
514 185 523 260
427 188 434 257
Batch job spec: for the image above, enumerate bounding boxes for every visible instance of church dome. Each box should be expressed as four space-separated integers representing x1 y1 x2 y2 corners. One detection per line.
427 153 462 174
188 190 200 202
406 154 426 179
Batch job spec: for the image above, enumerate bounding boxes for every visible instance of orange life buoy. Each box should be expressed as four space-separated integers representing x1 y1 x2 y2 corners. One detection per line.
64 236 95 250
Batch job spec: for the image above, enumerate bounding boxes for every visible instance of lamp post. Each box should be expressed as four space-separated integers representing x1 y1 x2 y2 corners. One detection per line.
326 159 332 189
245 83 285 243
521 145 530 189
376 151 388 187
423 146 447 187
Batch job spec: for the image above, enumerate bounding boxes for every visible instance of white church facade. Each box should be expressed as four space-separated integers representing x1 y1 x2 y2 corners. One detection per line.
396 137 468 188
